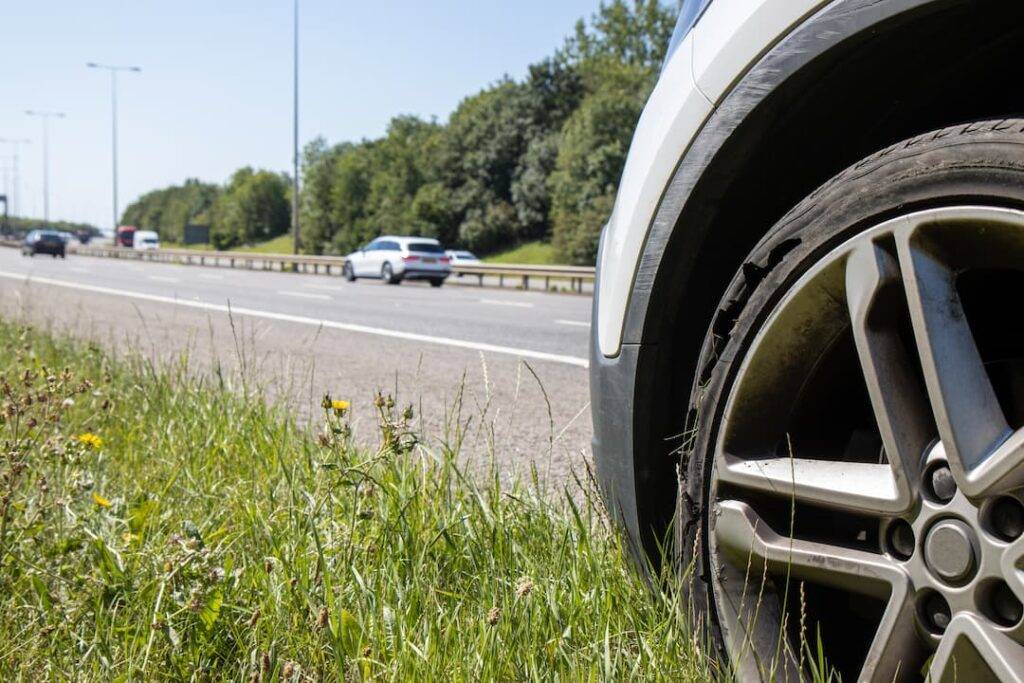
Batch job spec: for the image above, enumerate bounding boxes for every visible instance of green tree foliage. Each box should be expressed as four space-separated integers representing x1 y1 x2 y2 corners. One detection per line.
121 179 219 244
121 1 675 264
550 61 655 265
209 168 291 250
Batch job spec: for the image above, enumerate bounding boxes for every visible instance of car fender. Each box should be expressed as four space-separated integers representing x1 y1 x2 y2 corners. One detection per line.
596 0 944 358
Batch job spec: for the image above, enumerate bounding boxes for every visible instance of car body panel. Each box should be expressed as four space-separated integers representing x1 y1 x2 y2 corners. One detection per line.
597 0 843 358
692 0 827 104
591 0 944 559
597 31 710 357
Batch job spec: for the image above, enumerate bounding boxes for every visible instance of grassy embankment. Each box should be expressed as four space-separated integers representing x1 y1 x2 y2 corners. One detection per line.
0 320 711 680
484 241 561 265
169 234 295 254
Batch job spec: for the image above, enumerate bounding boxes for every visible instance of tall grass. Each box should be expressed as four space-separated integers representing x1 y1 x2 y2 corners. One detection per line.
0 320 714 680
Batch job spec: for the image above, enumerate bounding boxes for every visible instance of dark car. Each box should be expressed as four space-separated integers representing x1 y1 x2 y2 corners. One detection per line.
21 230 67 258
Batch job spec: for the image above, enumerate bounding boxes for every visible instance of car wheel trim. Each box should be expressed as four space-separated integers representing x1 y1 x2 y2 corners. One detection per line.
707 206 1024 681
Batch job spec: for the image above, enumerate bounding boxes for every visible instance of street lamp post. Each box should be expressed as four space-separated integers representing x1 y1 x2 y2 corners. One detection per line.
0 138 30 217
292 0 300 255
25 110 65 224
88 63 141 232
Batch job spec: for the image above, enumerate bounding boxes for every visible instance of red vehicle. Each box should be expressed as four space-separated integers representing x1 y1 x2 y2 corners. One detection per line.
116 226 137 248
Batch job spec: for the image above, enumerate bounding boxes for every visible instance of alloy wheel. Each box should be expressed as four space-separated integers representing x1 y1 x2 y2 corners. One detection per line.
708 206 1024 681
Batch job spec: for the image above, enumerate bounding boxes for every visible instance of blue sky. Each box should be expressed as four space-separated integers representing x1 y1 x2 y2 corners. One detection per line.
1 1 604 228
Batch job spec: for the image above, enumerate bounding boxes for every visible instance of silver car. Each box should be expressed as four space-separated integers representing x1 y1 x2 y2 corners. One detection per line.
343 236 451 287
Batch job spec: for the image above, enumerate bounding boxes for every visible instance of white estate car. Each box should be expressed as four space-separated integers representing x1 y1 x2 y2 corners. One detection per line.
592 1 1024 681
445 250 480 267
343 236 451 287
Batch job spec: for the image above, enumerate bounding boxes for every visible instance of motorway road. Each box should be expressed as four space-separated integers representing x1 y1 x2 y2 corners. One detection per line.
0 248 594 485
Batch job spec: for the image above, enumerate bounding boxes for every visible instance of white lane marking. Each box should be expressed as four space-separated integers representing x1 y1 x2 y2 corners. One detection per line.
555 319 590 328
480 298 533 308
149 276 180 283
278 290 331 301
0 271 589 368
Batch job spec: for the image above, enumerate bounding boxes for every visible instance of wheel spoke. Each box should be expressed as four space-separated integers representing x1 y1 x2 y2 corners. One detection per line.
895 226 1018 496
1000 535 1024 604
715 501 923 682
928 614 1024 683
714 500 904 599
718 455 904 515
845 242 933 511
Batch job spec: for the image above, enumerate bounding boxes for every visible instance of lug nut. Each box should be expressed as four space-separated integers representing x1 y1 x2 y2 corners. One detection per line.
930 465 957 503
887 519 916 560
991 497 1024 541
992 582 1024 627
925 593 952 632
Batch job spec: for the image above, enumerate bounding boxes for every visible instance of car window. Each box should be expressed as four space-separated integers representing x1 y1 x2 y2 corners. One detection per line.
408 242 444 254
364 242 379 251
380 241 400 251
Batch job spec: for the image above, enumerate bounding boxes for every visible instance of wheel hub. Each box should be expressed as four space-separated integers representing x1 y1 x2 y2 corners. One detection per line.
924 519 977 584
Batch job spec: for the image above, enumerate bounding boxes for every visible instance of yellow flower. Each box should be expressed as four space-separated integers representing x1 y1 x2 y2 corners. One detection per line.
92 492 112 508
77 433 103 450
330 400 350 415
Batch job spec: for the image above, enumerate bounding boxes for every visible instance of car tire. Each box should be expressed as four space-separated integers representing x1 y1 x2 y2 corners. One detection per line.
429 278 444 288
382 262 400 285
343 262 356 282
678 119 1024 682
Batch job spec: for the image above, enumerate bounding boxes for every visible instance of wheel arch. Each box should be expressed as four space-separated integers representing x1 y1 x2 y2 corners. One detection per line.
602 0 1024 565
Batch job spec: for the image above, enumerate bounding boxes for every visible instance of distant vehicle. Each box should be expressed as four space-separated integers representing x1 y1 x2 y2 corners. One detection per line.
133 230 160 250
116 225 137 248
446 250 480 266
344 236 451 287
21 230 66 258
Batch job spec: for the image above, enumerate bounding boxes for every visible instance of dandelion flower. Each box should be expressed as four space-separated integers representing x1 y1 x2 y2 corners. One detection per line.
330 399 350 415
77 433 103 450
92 492 112 508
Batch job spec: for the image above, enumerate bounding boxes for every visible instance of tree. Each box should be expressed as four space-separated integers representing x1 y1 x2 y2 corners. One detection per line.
210 168 291 250
120 179 219 243
565 0 675 70
123 2 678 262
550 61 653 265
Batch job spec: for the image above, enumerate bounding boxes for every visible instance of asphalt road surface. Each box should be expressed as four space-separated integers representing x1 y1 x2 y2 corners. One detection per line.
0 248 594 486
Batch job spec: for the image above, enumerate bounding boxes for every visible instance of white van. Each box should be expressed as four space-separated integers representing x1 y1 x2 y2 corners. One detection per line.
133 230 160 251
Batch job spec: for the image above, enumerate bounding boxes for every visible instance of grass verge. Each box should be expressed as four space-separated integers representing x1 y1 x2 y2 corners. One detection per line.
485 241 563 266
0 320 711 680
166 235 296 254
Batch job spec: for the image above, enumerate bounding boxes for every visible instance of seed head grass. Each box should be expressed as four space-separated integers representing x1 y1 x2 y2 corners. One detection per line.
0 320 715 680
